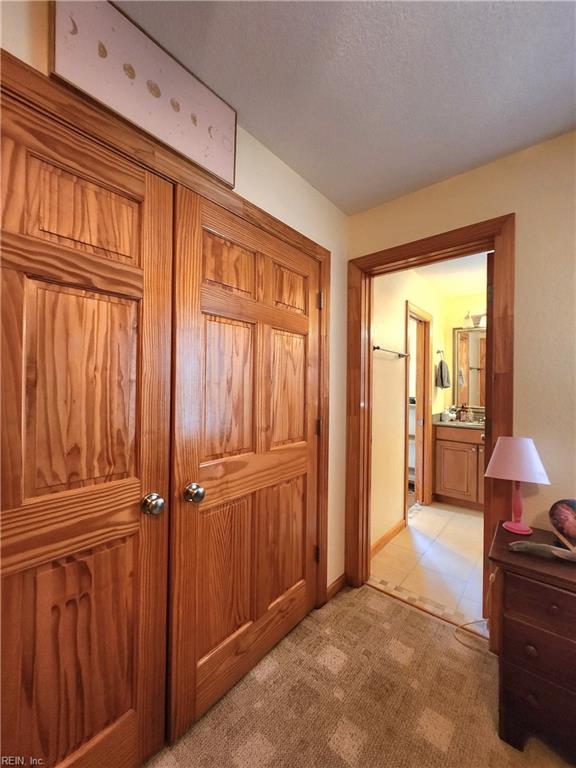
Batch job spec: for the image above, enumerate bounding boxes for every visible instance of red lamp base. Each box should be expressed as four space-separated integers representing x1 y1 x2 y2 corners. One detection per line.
503 481 533 536
503 520 533 536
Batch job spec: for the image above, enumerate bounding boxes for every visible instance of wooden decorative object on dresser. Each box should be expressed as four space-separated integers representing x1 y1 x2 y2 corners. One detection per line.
489 523 576 762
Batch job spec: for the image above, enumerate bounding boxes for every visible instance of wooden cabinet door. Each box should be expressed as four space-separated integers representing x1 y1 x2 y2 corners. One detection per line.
477 445 486 506
434 440 478 504
169 187 319 737
1 98 172 768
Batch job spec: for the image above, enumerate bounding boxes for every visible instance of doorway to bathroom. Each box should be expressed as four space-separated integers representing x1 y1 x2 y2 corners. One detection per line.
345 215 515 649
369 253 488 631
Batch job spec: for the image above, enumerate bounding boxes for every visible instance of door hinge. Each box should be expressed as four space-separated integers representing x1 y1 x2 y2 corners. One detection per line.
315 418 322 436
314 545 321 564
487 285 494 303
317 291 324 310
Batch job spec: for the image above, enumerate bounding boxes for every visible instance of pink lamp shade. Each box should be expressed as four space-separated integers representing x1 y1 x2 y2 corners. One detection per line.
485 436 550 484
485 437 549 535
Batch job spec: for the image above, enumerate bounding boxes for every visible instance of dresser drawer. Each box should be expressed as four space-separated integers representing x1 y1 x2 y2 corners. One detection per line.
503 617 576 691
504 573 576 640
501 662 576 759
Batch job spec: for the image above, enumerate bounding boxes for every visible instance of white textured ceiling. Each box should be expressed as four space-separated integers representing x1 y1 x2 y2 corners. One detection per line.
117 1 576 213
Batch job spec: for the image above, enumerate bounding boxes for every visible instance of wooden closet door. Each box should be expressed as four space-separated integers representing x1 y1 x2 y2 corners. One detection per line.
1 98 172 767
170 186 319 737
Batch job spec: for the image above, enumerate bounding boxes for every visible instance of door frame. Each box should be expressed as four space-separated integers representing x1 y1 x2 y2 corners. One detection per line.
404 302 433 515
1 51 331 607
346 215 514 621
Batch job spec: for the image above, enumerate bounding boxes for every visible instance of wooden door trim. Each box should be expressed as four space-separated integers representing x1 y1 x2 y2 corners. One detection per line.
1 49 331 609
346 216 515 623
404 302 433 518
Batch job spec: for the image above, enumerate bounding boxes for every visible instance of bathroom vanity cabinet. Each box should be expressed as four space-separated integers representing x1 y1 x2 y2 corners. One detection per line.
433 424 485 509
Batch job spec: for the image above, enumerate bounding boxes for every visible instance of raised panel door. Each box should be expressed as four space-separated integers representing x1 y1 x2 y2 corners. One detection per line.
1 97 172 768
170 188 319 736
434 439 479 503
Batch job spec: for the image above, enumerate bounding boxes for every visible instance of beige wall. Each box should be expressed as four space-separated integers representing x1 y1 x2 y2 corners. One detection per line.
351 132 576 530
1 0 349 583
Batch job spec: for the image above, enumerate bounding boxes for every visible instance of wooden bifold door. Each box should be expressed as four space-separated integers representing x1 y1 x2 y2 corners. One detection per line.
1 98 172 766
169 187 320 738
1 86 323 766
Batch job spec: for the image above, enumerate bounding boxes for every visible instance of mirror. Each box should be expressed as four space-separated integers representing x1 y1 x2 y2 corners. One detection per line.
453 327 486 408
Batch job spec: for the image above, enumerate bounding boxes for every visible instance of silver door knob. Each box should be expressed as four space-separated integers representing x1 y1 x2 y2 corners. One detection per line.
141 492 165 516
183 482 206 503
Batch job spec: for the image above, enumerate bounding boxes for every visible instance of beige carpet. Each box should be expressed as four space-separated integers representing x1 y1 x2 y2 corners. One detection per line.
147 586 569 768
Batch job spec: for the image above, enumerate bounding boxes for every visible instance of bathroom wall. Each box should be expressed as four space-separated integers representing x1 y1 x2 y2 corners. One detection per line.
1 0 349 583
351 131 576 530
371 270 447 543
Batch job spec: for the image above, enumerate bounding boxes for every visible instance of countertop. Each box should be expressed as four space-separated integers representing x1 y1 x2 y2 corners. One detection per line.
434 421 484 430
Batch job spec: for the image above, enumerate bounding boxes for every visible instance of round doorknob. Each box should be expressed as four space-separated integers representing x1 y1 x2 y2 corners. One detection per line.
141 492 165 516
183 482 206 504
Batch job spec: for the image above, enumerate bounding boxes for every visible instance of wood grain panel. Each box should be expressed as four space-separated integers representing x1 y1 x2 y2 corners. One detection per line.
27 156 140 264
200 283 308 334
272 261 307 314
197 496 253 659
203 229 255 296
434 440 478 502
203 315 254 461
2 231 143 299
256 476 306 614
24 280 138 498
1 95 145 237
200 444 308 507
271 330 306 447
201 199 318 276
1 269 24 509
2 479 140 577
1 537 135 768
196 580 306 717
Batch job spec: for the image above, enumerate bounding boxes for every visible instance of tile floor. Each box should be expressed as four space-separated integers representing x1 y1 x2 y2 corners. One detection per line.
368 502 487 635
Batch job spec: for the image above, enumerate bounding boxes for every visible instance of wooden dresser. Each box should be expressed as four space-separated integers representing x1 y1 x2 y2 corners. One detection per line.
489 524 576 762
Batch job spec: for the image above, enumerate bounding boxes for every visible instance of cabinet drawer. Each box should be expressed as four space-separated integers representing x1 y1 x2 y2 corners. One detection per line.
501 662 576 758
504 573 576 641
434 425 484 444
503 617 576 691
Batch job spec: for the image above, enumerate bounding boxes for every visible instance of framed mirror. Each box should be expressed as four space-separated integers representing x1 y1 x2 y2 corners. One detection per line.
453 327 486 409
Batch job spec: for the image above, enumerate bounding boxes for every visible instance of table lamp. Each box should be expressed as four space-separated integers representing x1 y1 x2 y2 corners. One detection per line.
485 436 550 535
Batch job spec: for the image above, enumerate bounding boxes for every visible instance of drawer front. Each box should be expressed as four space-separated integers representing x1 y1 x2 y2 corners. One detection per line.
501 662 576 757
504 573 576 641
434 425 484 444
503 617 576 691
